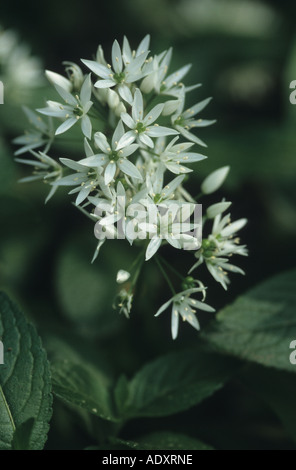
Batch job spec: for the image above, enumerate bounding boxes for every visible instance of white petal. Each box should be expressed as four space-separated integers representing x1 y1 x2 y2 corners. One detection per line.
207 202 232 219
95 79 116 88
137 35 150 56
145 236 162 261
132 88 144 122
112 40 123 73
121 112 135 129
46 70 72 92
55 118 77 135
116 131 136 150
54 84 77 106
81 59 110 79
177 126 207 147
183 97 212 119
155 298 173 317
144 103 164 124
80 74 92 104
120 144 139 158
81 115 92 139
118 159 143 181
79 155 106 167
104 162 117 184
220 218 247 237
139 133 154 148
147 126 179 137
171 306 179 340
76 186 91 206
118 85 133 104
60 158 87 171
94 132 110 153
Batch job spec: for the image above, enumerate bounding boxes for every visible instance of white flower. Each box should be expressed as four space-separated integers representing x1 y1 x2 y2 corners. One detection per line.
38 74 93 139
13 107 55 156
172 93 215 146
116 270 131 284
82 37 150 104
189 211 248 289
149 136 207 175
53 140 107 205
141 48 200 98
115 289 133 318
155 288 215 339
16 151 63 203
201 166 230 195
117 88 178 150
0 26 43 101
140 202 197 262
80 120 142 185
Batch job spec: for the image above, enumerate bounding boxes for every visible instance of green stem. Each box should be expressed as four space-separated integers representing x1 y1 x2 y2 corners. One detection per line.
155 256 176 295
158 255 184 281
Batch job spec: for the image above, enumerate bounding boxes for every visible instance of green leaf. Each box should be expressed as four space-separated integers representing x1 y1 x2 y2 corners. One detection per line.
55 235 117 327
240 365 296 443
112 433 213 450
51 360 117 422
0 139 17 196
203 268 296 372
124 347 237 418
0 292 52 450
12 418 35 451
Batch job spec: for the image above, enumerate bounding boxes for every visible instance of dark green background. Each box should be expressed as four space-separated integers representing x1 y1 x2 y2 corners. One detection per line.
1 0 296 450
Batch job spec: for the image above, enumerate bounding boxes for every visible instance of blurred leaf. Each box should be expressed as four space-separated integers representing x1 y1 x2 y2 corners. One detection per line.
124 347 238 419
114 375 129 416
203 268 296 372
12 418 35 450
56 235 116 326
112 432 213 450
0 139 17 196
0 292 52 450
51 360 118 422
240 365 296 443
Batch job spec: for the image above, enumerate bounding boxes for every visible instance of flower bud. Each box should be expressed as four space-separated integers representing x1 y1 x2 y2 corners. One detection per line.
140 73 155 94
116 270 131 284
96 45 107 66
201 166 230 195
162 99 180 116
45 70 72 92
115 101 127 117
107 88 120 109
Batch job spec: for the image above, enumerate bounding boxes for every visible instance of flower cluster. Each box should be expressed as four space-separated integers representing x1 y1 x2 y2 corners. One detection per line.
14 36 248 339
0 25 44 103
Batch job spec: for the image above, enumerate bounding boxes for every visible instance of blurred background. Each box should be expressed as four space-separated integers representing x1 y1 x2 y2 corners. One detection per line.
1 0 296 450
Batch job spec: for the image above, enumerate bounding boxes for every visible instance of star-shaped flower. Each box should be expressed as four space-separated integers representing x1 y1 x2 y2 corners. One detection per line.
81 37 150 104
117 88 179 150
38 74 93 139
155 288 215 339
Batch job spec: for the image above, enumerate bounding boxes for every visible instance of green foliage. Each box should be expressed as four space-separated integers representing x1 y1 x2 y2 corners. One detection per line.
51 345 237 424
0 293 52 450
89 433 213 450
113 433 213 450
123 348 237 419
204 269 296 372
51 360 117 421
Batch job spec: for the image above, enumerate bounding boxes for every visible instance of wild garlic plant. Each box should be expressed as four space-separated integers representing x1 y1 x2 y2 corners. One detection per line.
14 35 248 339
